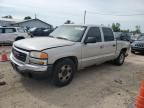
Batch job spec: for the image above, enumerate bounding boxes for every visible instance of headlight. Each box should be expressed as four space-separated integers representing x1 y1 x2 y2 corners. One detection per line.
29 57 47 65
30 51 48 65
30 51 48 59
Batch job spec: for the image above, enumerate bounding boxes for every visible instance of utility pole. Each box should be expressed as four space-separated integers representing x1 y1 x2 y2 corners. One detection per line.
84 10 86 24
35 13 37 19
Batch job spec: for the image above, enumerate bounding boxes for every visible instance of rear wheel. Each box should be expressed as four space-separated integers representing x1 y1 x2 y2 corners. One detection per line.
52 59 76 87
113 51 125 66
15 37 24 41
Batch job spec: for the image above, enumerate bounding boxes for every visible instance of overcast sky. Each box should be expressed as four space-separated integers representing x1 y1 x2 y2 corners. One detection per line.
0 0 144 32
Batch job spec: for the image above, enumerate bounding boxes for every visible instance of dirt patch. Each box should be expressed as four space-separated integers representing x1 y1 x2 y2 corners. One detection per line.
0 52 144 108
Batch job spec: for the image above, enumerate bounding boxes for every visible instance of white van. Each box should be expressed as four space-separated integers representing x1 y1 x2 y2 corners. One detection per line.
0 27 30 44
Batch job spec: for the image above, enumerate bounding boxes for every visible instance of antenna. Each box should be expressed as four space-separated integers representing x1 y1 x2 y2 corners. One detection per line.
35 13 37 19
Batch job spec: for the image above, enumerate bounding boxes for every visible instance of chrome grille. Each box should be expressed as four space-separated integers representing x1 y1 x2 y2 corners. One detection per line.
135 43 144 48
12 48 27 62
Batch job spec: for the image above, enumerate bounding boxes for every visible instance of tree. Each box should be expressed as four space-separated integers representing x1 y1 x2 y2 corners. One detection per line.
131 25 141 34
112 23 121 32
24 16 32 20
120 29 129 33
64 20 74 24
135 25 141 34
2 15 13 19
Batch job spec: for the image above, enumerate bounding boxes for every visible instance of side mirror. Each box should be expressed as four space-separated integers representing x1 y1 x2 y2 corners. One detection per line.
84 36 96 44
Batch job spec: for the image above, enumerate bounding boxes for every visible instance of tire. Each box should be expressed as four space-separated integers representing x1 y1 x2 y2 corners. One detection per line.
113 51 125 66
15 37 24 41
52 59 76 87
131 50 135 54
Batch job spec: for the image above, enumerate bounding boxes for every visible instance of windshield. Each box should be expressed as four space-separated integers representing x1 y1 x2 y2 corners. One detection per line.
29 27 37 32
137 36 144 41
50 25 87 42
17 28 25 33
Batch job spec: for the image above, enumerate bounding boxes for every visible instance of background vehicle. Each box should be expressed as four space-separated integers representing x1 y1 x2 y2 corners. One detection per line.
0 27 30 44
29 27 54 37
131 36 144 53
10 25 130 87
114 32 132 43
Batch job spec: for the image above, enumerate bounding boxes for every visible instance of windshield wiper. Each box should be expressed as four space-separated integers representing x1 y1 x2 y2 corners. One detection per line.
56 37 69 40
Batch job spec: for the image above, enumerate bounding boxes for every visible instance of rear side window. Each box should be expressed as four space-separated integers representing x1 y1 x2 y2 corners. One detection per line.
5 28 16 33
102 28 114 41
17 28 25 33
86 27 102 42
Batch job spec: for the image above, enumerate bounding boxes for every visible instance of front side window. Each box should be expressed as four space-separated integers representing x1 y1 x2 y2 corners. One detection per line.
50 25 87 42
5 28 16 33
102 28 114 41
86 27 102 42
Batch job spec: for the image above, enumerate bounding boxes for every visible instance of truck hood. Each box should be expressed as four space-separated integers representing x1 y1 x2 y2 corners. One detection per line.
14 37 75 51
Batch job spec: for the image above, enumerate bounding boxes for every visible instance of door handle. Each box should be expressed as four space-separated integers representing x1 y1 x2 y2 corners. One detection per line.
113 44 116 47
100 45 104 48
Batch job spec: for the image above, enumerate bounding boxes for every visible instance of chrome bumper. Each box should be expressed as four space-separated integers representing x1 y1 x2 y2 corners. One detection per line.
10 53 48 72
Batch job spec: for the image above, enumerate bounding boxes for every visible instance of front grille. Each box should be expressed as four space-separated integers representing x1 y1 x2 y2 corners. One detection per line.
12 48 27 62
135 43 144 48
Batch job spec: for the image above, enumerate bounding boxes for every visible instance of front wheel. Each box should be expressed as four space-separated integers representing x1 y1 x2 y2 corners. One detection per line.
52 59 76 87
113 51 125 66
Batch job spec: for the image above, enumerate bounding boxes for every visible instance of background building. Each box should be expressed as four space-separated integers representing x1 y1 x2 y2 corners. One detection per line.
11 18 53 29
0 18 53 29
0 18 21 27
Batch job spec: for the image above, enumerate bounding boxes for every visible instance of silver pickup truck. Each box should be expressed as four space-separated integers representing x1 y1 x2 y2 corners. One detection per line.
10 24 130 87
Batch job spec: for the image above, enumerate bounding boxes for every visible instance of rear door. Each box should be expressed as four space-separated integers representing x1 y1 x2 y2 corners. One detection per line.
102 27 116 60
82 27 105 67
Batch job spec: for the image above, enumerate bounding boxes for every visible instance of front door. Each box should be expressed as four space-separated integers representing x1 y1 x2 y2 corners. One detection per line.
81 27 104 67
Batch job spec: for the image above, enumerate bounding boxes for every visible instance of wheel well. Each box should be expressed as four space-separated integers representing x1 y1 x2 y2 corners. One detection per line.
54 56 78 69
15 36 25 41
121 48 127 53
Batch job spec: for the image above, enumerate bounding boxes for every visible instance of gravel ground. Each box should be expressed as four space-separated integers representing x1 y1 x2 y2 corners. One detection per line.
0 50 144 108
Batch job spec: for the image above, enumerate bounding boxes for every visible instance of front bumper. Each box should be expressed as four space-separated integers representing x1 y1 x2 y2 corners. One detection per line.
10 53 53 78
131 47 144 52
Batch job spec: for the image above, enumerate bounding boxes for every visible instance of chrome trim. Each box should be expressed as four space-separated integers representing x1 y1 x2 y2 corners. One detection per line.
13 46 29 63
10 53 48 72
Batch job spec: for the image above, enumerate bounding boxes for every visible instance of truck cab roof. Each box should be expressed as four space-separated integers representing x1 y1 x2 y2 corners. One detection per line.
63 24 112 29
